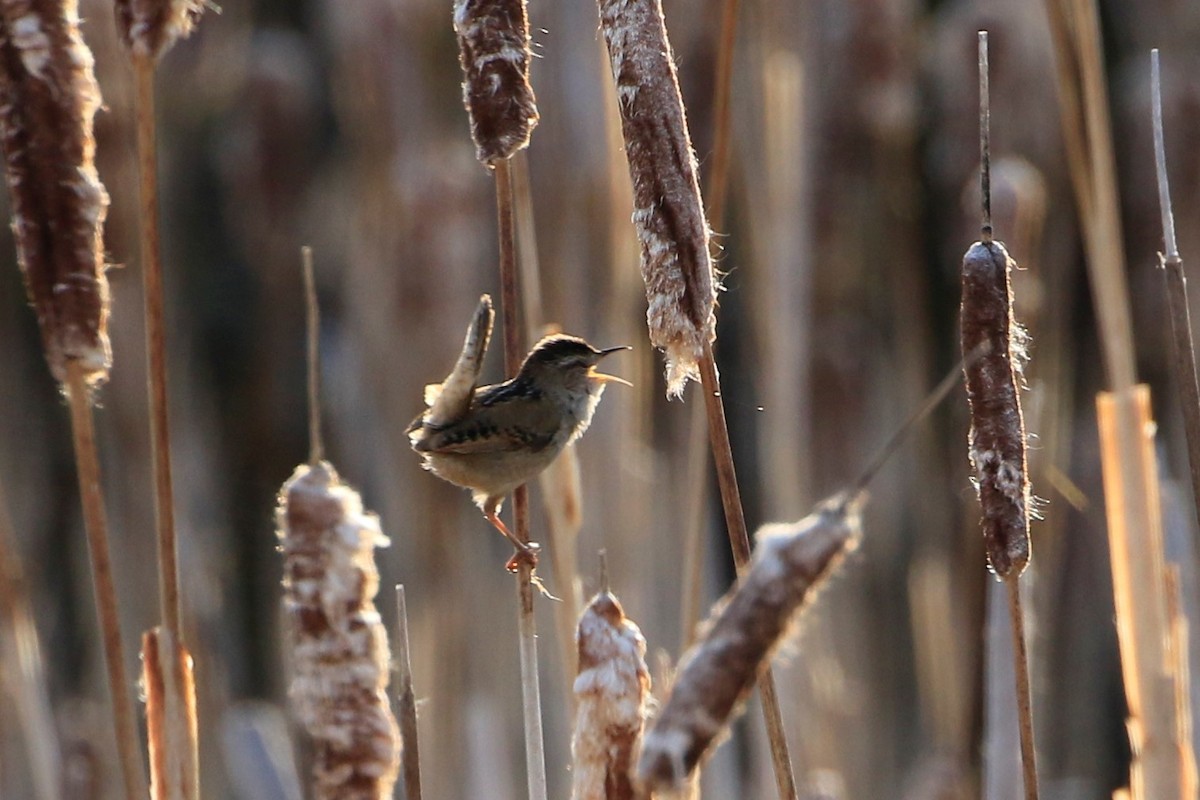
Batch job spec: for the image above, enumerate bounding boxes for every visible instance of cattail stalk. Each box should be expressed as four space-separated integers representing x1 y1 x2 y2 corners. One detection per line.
278 251 401 799
395 586 423 800
598 1 798 795
277 462 401 799
571 588 650 800
142 626 199 800
1150 50 1200 544
0 3 144 795
638 495 862 792
962 33 1038 799
456 0 547 793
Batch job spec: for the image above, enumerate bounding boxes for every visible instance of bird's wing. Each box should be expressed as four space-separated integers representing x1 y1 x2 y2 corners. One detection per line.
414 393 559 455
423 295 494 426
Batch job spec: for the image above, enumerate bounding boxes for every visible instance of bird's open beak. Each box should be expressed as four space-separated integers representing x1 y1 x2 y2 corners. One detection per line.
592 345 633 386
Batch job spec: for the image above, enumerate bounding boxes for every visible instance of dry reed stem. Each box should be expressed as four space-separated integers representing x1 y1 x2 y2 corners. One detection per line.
142 626 199 800
0 479 61 800
571 589 650 800
494 155 549 800
598 0 717 397
638 494 861 792
276 462 401 799
114 0 202 61
0 0 111 385
454 0 538 165
66 361 146 800
1097 387 1190 800
132 52 183 641
395 586 423 800
1042 0 1136 390
1150 50 1200 541
1004 580 1038 800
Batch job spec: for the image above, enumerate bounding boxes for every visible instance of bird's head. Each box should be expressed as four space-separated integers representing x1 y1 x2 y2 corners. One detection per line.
517 335 631 393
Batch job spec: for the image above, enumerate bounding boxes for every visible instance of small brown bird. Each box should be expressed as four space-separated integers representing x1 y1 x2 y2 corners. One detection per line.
409 295 628 570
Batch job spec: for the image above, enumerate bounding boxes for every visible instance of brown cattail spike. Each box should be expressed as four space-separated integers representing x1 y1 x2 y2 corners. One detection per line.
278 462 401 799
114 0 204 61
599 0 717 398
0 0 110 385
454 0 538 166
638 495 862 790
961 238 1030 578
572 590 650 800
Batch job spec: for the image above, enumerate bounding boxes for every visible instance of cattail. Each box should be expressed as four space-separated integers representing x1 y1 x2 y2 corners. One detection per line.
0 0 110 385
454 0 538 166
113 0 203 60
598 0 717 398
960 241 1030 578
638 495 862 790
571 589 650 800
277 462 401 800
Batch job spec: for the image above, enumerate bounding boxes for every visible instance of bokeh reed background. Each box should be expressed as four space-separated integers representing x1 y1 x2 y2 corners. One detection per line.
3 0 1200 798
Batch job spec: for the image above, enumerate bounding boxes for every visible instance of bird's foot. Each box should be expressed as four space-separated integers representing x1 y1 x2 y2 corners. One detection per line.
505 541 541 573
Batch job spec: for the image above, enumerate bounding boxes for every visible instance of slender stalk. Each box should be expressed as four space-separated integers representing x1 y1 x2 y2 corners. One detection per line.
1150 50 1200 541
132 53 181 641
494 157 548 800
697 342 797 799
301 247 324 465
1005 581 1039 800
66 360 145 800
707 0 740 234
396 586 423 800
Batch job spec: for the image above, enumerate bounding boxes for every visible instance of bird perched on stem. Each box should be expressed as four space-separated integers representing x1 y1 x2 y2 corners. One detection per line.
409 295 629 571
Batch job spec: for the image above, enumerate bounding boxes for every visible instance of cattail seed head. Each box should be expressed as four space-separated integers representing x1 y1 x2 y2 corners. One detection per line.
961 239 1031 578
598 0 717 398
0 0 110 385
638 496 861 790
454 0 538 166
571 590 650 800
277 462 401 800
114 0 203 61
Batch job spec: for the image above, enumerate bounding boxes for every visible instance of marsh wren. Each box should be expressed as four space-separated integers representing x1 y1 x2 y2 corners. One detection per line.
408 295 628 571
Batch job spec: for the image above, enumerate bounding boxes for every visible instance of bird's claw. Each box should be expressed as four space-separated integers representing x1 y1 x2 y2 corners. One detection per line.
505 541 541 573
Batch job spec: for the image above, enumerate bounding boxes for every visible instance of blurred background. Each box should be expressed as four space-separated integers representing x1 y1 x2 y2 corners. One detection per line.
2 0 1200 797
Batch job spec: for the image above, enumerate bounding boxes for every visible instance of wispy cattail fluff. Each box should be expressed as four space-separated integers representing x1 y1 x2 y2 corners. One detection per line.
113 0 203 60
0 0 110 385
599 0 716 398
571 590 650 800
277 462 401 800
961 239 1030 578
638 495 862 791
454 0 538 165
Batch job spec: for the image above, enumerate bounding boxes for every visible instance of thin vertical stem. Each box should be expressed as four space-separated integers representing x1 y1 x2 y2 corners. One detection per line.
979 31 992 242
1005 580 1040 800
1151 50 1200 544
493 157 548 800
698 342 797 800
301 247 323 465
396 586 423 800
132 53 181 640
66 360 145 800
707 0 740 234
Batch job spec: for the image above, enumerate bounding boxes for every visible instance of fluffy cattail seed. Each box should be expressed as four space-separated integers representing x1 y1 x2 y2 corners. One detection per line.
961 238 1030 578
454 0 538 165
571 589 650 800
638 495 861 790
114 0 203 60
0 0 110 385
277 462 401 799
598 0 717 398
